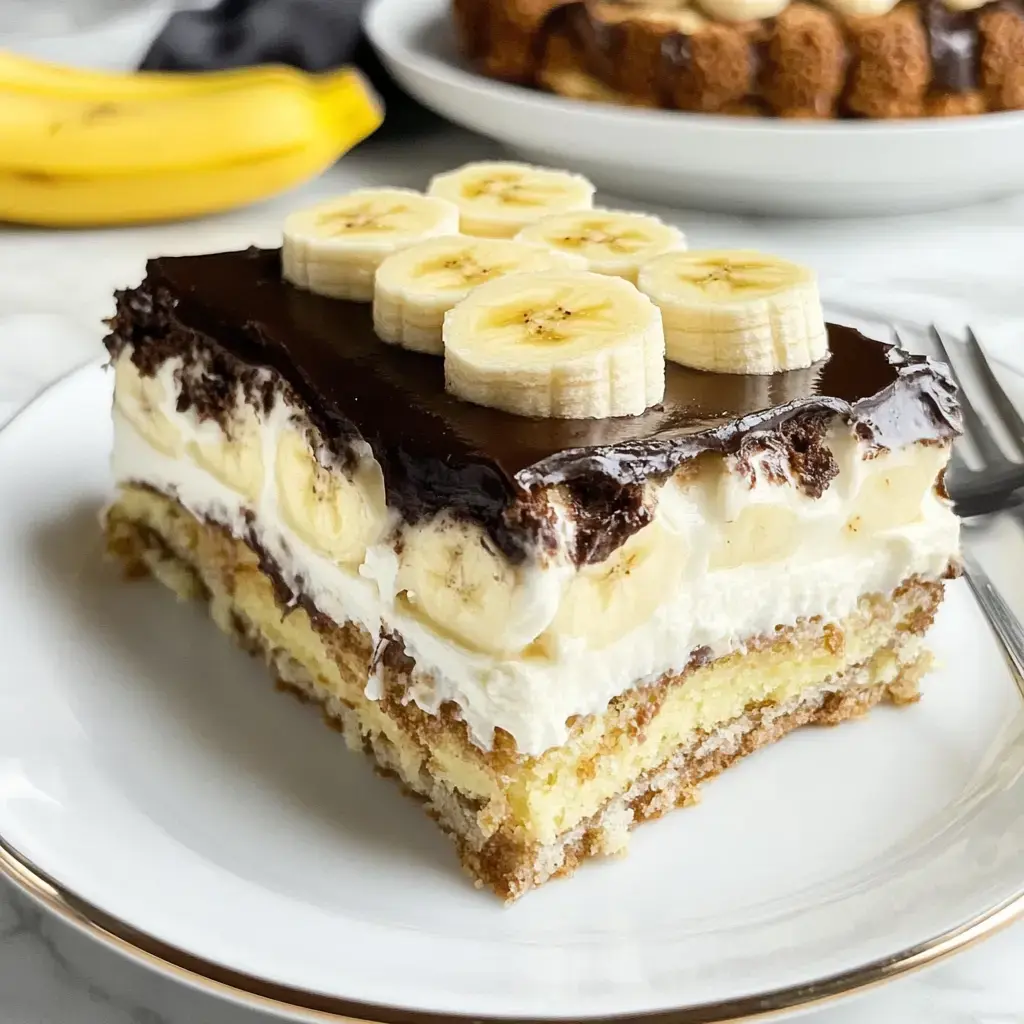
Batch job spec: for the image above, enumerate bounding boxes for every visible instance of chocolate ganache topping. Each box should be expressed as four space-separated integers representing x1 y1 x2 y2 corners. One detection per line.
105 248 961 566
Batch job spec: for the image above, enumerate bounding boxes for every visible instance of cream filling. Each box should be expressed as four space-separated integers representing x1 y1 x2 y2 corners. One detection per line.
109 353 960 758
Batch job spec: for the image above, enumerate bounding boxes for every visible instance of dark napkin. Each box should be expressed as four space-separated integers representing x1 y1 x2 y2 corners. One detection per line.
139 0 441 137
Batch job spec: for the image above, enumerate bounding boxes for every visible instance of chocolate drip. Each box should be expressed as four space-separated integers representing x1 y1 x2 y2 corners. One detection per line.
104 249 962 567
923 0 981 92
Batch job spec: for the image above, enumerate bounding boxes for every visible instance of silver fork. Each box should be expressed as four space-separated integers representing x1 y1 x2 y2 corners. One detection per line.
917 325 1024 694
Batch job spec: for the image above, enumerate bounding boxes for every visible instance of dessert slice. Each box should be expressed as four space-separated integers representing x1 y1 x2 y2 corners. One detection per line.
102 191 961 901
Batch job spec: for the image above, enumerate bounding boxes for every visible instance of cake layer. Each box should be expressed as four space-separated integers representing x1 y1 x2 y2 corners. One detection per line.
106 486 941 900
454 0 1024 119
109 347 959 755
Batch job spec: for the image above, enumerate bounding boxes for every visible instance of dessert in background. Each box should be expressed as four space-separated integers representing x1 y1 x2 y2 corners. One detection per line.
102 161 962 900
452 0 1024 119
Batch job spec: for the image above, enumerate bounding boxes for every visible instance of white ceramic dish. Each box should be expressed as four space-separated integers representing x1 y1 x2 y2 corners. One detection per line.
2 360 1024 1023
364 0 1024 217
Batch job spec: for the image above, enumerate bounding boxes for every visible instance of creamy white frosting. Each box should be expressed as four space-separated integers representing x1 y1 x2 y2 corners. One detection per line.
110 355 960 757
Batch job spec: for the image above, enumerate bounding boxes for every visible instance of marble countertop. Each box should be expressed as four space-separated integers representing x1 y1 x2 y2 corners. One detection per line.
1 126 1024 1024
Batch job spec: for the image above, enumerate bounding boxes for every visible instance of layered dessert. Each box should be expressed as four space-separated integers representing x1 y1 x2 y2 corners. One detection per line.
102 164 962 900
452 0 1024 118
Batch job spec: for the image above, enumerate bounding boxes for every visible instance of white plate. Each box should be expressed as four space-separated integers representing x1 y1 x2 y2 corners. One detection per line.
2 361 1024 1023
364 0 1024 217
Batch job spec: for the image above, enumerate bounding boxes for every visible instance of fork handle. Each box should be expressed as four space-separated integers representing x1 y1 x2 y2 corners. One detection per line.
961 549 1024 698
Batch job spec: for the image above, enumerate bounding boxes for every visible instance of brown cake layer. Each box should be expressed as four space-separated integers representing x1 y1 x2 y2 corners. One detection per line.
453 0 1024 118
105 484 945 900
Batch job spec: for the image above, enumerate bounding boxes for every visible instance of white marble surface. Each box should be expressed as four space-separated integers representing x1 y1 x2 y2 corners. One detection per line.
2 126 1024 1023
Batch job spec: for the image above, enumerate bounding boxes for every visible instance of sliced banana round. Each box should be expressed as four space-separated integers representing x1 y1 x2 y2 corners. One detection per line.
591 0 707 31
373 235 585 355
544 522 687 650
186 405 264 503
443 270 665 419
940 0 988 10
282 188 460 303
696 0 789 20
637 250 828 376
515 208 686 284
426 161 596 239
818 0 899 14
275 428 388 566
396 516 566 656
113 355 182 457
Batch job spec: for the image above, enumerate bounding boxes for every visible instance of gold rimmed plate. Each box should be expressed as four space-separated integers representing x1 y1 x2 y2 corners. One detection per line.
1 360 1024 1023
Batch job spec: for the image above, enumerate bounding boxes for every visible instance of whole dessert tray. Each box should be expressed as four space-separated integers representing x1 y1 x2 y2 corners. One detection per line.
454 0 1024 120
364 0 1024 214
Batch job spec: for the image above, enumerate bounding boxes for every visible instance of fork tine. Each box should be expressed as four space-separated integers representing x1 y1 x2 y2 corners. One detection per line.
965 326 1024 458
927 325 1010 469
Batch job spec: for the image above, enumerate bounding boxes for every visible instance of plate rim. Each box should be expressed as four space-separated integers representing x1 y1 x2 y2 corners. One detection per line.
363 0 1024 140
3 359 1024 1024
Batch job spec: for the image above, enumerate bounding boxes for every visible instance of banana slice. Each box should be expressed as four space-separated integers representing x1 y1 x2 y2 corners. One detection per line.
443 270 665 419
396 516 565 656
426 161 596 239
844 443 949 538
709 506 800 571
275 428 388 565
186 405 264 503
515 208 686 284
282 188 460 302
544 522 686 650
591 0 707 31
637 250 828 375
696 0 789 20
113 356 182 456
819 0 899 14
373 235 585 354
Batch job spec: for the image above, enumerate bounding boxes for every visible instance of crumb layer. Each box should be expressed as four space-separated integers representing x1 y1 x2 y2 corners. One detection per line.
106 485 941 900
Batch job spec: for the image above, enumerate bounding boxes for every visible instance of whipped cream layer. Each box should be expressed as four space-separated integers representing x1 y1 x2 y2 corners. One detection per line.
110 350 960 757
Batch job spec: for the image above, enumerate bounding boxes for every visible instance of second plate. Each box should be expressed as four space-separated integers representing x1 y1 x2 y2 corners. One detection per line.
364 0 1024 217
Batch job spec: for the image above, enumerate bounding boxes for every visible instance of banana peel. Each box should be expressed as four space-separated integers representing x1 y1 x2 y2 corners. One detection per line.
0 51 383 227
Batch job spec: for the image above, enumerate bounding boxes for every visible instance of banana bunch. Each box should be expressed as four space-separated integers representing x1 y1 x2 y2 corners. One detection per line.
0 50 382 226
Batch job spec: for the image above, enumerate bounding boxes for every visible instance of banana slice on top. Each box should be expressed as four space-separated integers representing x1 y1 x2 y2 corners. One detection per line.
443 270 665 419
275 428 388 566
373 235 586 354
427 161 596 239
516 208 686 284
637 250 828 375
282 187 460 302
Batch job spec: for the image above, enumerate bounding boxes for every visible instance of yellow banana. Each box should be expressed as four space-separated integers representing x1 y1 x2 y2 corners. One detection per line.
0 49 311 98
0 57 383 226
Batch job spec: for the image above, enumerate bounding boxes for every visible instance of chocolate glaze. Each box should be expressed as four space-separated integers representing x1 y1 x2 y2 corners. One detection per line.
104 248 961 566
923 0 980 92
